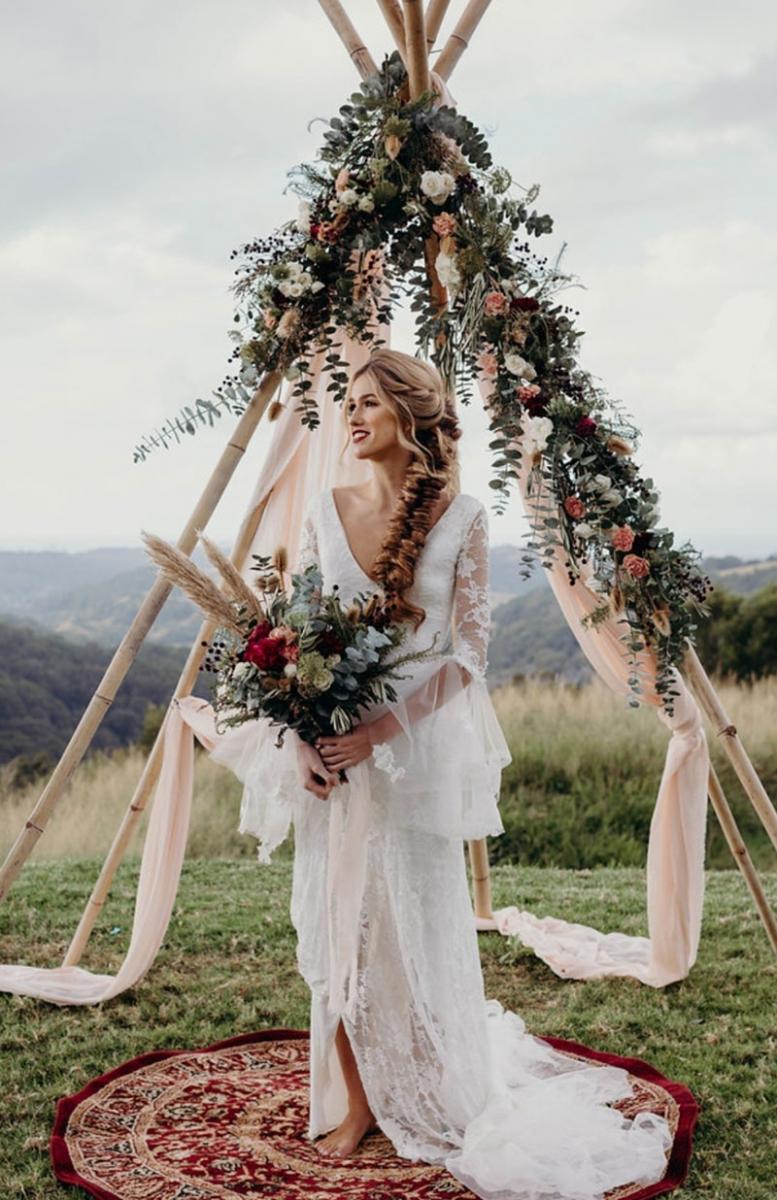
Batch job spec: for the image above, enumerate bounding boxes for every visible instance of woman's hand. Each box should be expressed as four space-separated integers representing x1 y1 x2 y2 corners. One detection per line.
315 725 374 773
296 738 340 801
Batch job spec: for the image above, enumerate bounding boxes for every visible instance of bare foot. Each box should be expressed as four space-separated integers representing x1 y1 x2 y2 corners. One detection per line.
315 1108 378 1158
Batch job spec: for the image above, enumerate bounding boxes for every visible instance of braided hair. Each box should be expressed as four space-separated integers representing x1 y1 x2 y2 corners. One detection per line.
340 348 462 630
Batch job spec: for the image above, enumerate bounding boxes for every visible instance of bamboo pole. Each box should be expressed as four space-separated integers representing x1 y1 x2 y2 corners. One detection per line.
318 0 378 79
425 0 451 48
468 838 493 920
376 0 407 62
435 0 493 81
681 643 777 855
62 491 273 966
402 0 431 97
706 763 777 957
0 369 282 903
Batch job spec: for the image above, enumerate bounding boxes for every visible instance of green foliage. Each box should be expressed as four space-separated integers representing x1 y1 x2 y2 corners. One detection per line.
694 583 777 681
0 622 208 766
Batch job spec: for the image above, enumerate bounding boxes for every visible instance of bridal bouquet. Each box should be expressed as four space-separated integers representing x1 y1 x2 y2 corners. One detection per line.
142 529 441 777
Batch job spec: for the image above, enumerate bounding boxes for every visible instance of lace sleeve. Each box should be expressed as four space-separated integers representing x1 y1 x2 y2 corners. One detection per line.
452 503 490 683
364 501 490 748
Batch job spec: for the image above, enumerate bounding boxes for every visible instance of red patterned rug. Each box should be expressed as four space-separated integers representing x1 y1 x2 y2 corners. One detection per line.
51 1028 697 1199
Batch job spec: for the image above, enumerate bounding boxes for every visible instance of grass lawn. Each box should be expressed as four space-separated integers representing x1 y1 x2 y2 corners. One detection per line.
0 858 775 1197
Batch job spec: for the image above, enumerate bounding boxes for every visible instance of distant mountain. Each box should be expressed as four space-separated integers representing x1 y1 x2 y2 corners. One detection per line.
489 589 590 686
1 545 774 699
705 556 777 596
0 619 209 766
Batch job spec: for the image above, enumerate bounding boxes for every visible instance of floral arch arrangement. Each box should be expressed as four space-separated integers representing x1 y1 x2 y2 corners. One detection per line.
133 53 711 713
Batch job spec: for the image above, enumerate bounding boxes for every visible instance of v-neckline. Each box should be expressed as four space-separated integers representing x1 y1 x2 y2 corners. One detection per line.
327 487 463 586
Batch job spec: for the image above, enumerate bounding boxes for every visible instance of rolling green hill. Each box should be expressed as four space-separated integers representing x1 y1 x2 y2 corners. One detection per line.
0 619 209 767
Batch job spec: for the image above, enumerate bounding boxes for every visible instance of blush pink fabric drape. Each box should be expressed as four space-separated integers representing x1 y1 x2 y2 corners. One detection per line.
474 378 710 986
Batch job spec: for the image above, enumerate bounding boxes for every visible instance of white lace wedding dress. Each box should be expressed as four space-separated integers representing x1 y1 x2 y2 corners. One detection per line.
209 486 673 1200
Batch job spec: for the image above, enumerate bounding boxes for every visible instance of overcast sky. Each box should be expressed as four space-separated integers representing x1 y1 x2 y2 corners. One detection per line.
1 0 775 559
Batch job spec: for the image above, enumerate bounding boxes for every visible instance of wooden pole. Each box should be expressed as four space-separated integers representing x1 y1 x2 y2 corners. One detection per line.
681 643 777 855
706 763 777 957
435 0 493 81
376 0 407 62
468 837 493 921
318 0 378 79
0 369 282 903
402 0 431 97
62 492 272 966
425 0 451 47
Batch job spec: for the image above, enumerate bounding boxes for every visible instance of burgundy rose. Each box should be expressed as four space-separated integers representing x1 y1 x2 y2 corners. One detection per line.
575 415 598 437
246 619 272 645
510 295 540 312
243 635 287 671
317 629 345 657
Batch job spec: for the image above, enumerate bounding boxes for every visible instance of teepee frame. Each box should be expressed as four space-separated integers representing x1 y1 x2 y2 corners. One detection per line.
2 1 777 971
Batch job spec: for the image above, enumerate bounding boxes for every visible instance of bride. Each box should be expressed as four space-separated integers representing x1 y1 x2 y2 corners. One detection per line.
212 347 674 1200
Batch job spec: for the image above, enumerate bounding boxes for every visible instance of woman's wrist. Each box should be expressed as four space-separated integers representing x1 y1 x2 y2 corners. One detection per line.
365 710 403 746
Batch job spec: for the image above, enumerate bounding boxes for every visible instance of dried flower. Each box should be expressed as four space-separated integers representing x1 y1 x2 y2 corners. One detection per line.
607 435 634 455
335 168 350 193
384 133 402 160
277 307 301 339
651 606 672 636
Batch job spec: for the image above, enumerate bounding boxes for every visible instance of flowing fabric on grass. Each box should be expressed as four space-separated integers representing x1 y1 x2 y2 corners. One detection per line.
473 376 709 986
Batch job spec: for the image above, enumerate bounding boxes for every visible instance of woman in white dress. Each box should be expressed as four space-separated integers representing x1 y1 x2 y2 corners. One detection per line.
214 348 675 1199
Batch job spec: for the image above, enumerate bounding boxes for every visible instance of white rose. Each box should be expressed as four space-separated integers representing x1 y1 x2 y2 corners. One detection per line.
339 188 359 207
434 249 461 295
575 522 595 538
420 169 456 205
357 194 375 212
328 196 340 213
600 489 623 507
522 414 554 454
593 473 612 490
504 352 537 380
297 271 313 290
283 662 298 677
286 261 303 278
295 201 311 233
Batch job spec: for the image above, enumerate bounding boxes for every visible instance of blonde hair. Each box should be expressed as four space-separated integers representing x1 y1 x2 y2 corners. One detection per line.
339 347 462 629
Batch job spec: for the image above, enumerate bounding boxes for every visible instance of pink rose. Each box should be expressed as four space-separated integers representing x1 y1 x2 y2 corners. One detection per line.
563 496 586 519
611 525 635 552
484 291 508 316
623 553 651 579
477 350 498 379
432 212 457 237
